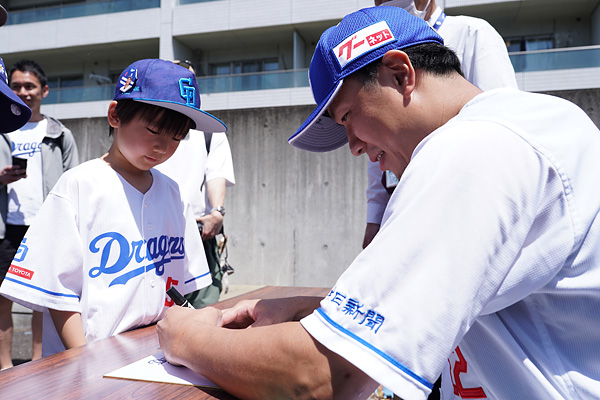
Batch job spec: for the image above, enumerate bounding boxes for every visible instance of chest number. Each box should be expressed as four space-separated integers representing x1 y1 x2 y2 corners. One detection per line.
448 346 487 399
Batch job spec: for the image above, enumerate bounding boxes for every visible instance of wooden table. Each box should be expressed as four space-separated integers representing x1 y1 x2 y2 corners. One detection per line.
0 286 329 399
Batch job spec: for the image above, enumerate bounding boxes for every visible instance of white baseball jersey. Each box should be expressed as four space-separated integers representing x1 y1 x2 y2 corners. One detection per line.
366 7 518 225
0 159 211 356
156 129 235 219
302 88 600 399
7 120 47 225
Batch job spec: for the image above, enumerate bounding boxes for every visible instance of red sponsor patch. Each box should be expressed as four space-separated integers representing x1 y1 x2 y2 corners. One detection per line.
333 21 395 68
8 265 34 280
366 29 393 47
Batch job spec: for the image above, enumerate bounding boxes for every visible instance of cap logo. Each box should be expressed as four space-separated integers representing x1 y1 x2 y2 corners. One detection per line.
0 62 7 84
119 67 138 93
10 104 21 116
333 21 395 69
179 78 196 107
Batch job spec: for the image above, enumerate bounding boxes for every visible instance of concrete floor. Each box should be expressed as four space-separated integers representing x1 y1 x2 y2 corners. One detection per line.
9 284 264 367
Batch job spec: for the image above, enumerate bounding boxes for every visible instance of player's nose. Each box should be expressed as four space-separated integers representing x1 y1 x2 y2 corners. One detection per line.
347 127 366 156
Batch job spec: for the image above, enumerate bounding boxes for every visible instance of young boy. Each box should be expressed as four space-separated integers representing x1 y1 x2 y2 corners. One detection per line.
0 59 228 356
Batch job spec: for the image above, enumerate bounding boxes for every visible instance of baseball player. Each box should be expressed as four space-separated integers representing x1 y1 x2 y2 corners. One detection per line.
0 59 227 356
156 7 600 400
364 0 518 249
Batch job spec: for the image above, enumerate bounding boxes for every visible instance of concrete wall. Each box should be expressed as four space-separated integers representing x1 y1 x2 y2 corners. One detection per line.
59 88 600 288
62 105 368 289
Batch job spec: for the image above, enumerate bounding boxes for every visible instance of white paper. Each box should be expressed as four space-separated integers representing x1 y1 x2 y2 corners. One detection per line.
104 350 218 388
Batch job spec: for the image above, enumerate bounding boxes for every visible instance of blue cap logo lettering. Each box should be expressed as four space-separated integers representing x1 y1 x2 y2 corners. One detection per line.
179 78 196 107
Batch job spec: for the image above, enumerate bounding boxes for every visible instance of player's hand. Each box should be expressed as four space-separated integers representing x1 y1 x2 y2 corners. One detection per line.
362 223 381 249
0 165 27 185
197 212 223 240
220 296 322 329
157 306 222 365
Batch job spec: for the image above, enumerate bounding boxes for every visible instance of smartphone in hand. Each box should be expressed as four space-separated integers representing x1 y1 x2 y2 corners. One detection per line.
12 156 27 174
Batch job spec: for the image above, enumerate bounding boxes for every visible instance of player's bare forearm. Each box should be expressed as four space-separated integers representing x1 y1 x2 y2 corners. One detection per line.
49 309 87 349
158 307 376 399
220 296 324 328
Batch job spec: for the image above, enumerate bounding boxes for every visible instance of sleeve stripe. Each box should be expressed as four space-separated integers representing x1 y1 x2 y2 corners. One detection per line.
3 276 80 299
316 307 433 389
184 270 210 284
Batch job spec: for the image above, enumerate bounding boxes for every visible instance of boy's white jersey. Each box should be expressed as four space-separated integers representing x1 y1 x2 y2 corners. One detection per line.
302 88 600 399
0 159 210 355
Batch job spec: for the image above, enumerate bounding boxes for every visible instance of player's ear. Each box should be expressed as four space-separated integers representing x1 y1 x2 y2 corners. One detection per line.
380 50 416 99
107 101 120 128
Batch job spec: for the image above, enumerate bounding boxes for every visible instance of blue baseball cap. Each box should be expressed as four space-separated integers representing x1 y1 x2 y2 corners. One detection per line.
289 6 443 152
114 59 227 133
0 57 32 133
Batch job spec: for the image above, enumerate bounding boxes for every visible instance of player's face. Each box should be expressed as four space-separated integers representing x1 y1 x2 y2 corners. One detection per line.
112 113 181 172
10 70 48 116
328 75 417 178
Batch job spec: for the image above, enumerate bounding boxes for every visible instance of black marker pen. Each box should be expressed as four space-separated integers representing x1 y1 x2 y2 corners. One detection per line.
166 286 195 309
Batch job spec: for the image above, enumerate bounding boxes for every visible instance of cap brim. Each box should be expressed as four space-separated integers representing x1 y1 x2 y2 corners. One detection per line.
0 6 7 27
288 80 347 152
136 99 227 133
0 82 32 133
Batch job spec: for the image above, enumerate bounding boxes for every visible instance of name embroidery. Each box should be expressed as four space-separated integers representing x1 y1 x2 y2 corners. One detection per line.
88 232 185 287
326 288 385 333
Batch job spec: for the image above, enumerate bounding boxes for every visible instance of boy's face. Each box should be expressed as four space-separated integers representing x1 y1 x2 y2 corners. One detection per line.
112 111 181 172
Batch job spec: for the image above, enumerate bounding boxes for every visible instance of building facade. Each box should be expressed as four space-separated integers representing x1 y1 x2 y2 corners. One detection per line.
1 0 599 287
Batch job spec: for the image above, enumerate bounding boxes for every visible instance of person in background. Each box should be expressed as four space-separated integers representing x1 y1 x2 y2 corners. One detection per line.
0 59 222 357
0 4 34 371
0 59 80 368
157 7 600 399
364 0 517 249
0 58 80 371
157 60 235 309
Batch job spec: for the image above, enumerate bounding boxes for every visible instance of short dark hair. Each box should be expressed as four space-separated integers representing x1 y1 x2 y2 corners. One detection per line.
109 99 193 140
352 42 464 85
10 59 48 88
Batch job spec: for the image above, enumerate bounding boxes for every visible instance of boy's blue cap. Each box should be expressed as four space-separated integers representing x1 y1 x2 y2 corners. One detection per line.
288 6 443 152
0 57 32 133
114 59 227 133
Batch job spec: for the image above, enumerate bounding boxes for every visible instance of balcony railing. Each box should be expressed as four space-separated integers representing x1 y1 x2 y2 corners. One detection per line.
509 45 600 73
45 85 115 105
44 69 310 105
5 0 160 25
40 45 600 105
179 0 221 4
196 69 309 94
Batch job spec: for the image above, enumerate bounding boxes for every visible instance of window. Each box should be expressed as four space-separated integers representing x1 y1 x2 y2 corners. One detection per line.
506 36 554 52
210 59 279 76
